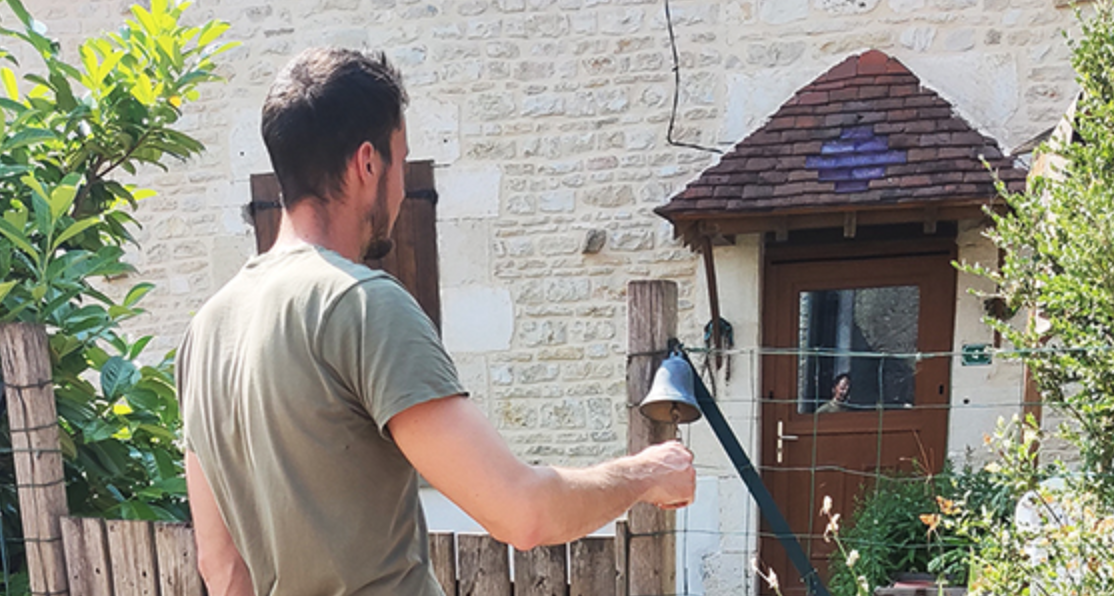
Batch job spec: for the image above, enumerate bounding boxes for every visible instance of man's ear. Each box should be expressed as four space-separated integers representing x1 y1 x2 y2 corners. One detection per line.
355 141 381 182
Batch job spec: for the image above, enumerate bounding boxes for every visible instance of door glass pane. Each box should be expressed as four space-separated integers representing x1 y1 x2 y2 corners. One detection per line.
797 286 919 414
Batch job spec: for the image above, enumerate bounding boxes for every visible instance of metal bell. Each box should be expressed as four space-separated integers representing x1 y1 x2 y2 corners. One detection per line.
639 352 703 424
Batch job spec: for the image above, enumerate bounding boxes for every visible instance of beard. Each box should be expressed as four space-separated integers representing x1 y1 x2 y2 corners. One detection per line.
361 173 396 261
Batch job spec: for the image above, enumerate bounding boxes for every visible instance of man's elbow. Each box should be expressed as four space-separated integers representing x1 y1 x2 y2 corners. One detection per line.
489 509 547 552
485 471 553 551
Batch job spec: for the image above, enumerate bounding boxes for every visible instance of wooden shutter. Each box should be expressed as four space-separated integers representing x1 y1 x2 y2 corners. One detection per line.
247 160 441 331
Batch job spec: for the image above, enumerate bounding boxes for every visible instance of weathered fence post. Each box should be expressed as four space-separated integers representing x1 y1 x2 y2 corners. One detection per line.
626 281 678 596
0 323 69 595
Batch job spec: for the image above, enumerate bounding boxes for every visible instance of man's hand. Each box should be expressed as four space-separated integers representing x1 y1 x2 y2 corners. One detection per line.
633 441 696 509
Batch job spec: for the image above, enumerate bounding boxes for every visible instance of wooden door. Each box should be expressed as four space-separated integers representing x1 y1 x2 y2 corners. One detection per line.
248 160 441 330
759 240 956 595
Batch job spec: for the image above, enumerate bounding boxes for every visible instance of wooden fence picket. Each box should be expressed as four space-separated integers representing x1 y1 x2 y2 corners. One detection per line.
571 536 617 596
458 533 512 596
154 522 203 596
430 531 458 596
105 519 159 596
60 516 113 596
513 544 566 596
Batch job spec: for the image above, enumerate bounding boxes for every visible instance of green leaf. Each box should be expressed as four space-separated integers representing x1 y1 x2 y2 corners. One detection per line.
0 164 31 178
126 388 161 413
1 127 56 152
0 216 38 264
127 335 153 360
197 21 230 48
0 280 17 303
0 67 17 99
101 356 138 400
136 423 177 443
48 172 82 222
123 282 154 308
50 217 100 253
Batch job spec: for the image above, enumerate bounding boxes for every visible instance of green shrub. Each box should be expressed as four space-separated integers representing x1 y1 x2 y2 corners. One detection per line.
0 0 233 587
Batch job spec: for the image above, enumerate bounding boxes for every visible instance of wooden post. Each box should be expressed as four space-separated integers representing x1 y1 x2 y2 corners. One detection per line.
625 281 677 596
0 323 69 595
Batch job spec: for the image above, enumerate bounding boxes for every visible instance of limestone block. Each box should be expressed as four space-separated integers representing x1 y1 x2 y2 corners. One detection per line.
490 364 514 386
518 320 568 347
540 398 586 428
442 285 514 353
436 164 502 219
494 400 538 429
898 25 940 50
537 189 575 213
902 52 1019 147
579 185 635 207
888 0 925 11
758 0 808 24
746 41 806 67
517 363 561 384
486 41 519 58
817 0 880 14
522 94 566 117
944 28 977 52
228 109 270 182
538 235 580 256
719 65 822 144
598 8 644 35
168 275 190 295
545 278 591 302
439 219 491 286
465 139 517 160
569 320 615 342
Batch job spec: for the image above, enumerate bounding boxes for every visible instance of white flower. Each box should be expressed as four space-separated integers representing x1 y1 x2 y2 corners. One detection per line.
824 513 841 542
821 495 833 516
766 569 779 591
846 549 860 568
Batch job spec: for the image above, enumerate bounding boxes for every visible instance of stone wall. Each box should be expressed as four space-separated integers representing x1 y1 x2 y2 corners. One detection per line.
22 0 1081 477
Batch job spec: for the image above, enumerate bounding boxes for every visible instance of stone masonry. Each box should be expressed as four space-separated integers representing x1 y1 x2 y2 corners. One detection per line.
23 0 1082 475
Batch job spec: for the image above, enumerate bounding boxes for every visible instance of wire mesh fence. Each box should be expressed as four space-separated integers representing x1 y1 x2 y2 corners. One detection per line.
0 344 1107 595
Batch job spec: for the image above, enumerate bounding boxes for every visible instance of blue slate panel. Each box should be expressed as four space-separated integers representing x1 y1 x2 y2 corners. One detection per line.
806 150 907 169
807 125 908 194
851 166 886 180
854 137 889 152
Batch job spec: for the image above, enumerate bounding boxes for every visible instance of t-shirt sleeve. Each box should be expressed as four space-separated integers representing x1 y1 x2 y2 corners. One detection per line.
318 276 467 436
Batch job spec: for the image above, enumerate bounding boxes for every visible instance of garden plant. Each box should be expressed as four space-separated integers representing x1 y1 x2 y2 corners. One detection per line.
0 0 233 589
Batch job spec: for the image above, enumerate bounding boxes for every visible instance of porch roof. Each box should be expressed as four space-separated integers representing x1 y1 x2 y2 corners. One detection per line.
656 50 1029 245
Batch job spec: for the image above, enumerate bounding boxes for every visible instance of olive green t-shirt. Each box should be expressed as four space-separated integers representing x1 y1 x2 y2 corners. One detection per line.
178 243 465 596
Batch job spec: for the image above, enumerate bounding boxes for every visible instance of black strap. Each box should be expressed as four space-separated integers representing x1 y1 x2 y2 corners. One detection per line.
681 347 831 596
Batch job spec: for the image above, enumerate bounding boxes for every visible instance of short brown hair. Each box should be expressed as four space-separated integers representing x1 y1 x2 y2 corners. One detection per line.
261 48 408 208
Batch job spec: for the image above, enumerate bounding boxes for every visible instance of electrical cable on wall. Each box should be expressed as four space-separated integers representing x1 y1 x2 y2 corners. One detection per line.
663 0 724 155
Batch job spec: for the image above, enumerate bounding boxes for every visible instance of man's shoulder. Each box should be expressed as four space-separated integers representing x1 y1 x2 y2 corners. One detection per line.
192 244 401 327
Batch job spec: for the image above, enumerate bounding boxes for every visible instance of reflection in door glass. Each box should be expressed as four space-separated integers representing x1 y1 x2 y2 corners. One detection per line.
797 286 919 414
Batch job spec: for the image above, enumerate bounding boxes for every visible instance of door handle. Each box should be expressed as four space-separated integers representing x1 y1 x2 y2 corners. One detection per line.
776 420 799 464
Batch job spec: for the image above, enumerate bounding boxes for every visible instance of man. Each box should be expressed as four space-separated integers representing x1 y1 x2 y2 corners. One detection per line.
816 373 852 414
178 47 696 596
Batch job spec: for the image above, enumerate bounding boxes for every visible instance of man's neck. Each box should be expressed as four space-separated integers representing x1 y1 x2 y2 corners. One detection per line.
271 197 365 262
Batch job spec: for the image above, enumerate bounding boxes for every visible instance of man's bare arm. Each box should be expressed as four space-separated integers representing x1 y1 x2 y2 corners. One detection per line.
388 395 695 551
185 451 254 596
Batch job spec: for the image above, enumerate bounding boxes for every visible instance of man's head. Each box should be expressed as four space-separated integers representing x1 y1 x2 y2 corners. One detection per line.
831 373 851 402
261 48 408 220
